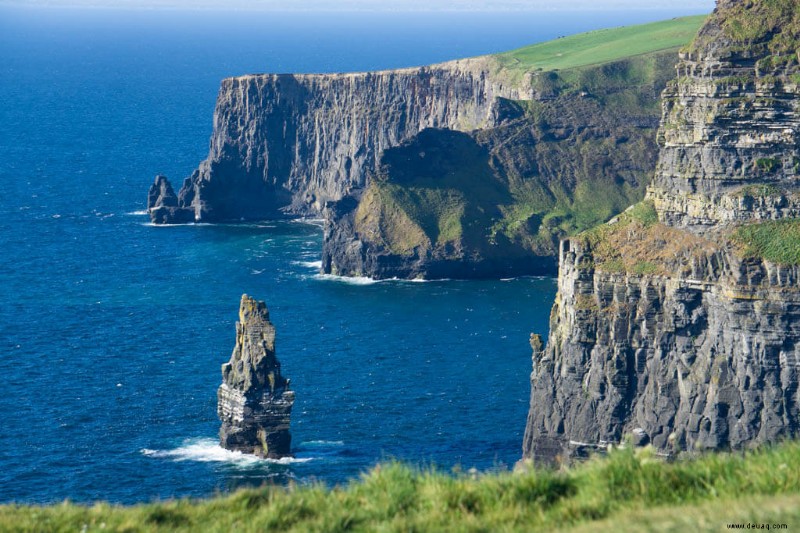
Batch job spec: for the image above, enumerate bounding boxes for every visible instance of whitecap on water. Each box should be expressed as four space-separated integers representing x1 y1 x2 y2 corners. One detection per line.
141 438 314 466
293 260 323 269
126 210 149 216
288 217 325 227
312 273 379 285
139 222 214 228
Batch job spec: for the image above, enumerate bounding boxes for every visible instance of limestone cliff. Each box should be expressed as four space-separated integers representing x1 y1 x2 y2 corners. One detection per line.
148 57 528 223
218 294 294 458
523 0 800 463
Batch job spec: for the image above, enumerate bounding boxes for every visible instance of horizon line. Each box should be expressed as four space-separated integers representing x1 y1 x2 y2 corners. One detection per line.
0 2 715 13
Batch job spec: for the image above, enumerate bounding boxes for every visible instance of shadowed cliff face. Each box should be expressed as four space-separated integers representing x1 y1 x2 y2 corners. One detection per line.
524 0 800 464
149 58 527 223
322 52 678 279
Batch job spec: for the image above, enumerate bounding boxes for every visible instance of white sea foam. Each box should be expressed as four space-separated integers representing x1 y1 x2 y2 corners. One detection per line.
313 273 380 285
126 210 148 216
311 273 458 284
289 217 325 227
301 440 344 446
293 260 323 269
139 222 214 228
141 438 314 465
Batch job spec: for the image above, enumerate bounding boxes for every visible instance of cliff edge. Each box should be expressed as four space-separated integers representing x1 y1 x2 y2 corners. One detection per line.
524 0 800 463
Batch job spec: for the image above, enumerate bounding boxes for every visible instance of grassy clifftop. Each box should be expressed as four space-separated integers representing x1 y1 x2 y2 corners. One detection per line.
4 440 800 532
495 15 706 73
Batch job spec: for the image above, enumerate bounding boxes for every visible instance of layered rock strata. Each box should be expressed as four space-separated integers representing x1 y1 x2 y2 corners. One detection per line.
524 0 800 463
218 294 294 458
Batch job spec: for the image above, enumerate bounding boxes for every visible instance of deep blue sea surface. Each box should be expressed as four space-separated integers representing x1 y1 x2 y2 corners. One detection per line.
0 6 707 504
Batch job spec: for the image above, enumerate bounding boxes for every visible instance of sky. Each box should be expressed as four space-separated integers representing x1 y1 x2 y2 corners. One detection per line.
0 0 716 11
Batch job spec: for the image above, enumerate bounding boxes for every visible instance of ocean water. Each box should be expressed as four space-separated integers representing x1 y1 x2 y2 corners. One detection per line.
0 6 707 504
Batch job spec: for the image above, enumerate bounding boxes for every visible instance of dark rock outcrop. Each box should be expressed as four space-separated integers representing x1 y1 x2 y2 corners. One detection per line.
523 0 800 464
147 175 194 224
218 294 294 458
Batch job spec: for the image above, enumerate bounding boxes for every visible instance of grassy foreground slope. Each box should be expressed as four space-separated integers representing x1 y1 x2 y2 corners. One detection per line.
4 441 800 532
495 15 706 73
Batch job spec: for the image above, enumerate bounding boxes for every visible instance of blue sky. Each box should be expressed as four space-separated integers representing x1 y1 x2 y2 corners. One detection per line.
0 0 716 11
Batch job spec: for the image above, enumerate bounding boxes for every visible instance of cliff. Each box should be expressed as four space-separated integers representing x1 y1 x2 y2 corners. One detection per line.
146 17 704 279
218 294 294 459
523 0 800 463
322 51 676 279
148 57 526 223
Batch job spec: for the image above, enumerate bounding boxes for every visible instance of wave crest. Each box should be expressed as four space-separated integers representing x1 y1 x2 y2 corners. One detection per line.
141 438 314 465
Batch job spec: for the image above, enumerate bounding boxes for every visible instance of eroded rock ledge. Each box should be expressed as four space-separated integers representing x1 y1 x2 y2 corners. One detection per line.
218 294 294 458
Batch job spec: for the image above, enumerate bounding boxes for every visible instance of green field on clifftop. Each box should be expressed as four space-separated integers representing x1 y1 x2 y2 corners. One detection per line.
495 15 706 72
4 441 800 532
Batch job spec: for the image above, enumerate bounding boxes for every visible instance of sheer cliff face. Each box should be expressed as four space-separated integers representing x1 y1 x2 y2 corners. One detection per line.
524 231 800 461
649 0 800 230
159 58 526 222
524 0 800 463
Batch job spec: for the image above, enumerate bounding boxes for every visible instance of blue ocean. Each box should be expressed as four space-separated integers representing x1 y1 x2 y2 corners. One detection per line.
0 6 706 504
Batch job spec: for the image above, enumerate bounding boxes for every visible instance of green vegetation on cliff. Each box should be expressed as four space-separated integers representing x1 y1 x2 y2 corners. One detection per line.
578 200 717 275
733 219 800 265
688 0 800 63
5 441 800 532
496 15 706 73
355 129 513 257
326 15 712 278
355 45 680 268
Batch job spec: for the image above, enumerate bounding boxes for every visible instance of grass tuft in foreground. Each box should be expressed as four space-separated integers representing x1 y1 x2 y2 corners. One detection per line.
4 440 800 532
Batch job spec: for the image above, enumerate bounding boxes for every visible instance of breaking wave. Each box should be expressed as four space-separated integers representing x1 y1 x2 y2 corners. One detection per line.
141 438 314 466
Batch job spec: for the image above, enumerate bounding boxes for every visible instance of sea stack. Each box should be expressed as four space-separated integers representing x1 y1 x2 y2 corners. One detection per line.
218 294 295 458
